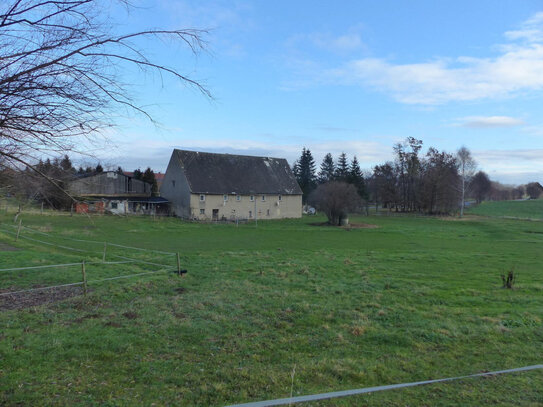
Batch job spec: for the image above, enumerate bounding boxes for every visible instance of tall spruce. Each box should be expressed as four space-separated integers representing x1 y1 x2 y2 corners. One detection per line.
335 152 349 181
318 153 335 184
293 147 317 203
349 156 367 198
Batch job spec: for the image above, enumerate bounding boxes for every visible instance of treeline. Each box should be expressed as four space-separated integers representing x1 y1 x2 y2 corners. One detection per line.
293 138 541 216
0 155 159 210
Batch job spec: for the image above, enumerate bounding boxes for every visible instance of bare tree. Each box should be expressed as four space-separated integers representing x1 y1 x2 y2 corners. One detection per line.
308 181 363 225
471 171 491 203
456 146 477 217
526 182 543 199
0 0 209 183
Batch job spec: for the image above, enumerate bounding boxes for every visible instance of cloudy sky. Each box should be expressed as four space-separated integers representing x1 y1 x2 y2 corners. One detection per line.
98 0 543 184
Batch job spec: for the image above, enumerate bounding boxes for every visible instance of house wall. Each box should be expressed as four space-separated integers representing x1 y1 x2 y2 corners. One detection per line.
189 193 302 220
160 155 191 217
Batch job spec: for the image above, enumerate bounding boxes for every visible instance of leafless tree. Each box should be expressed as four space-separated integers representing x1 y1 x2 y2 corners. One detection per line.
0 0 209 192
526 182 543 199
308 181 363 225
471 171 491 203
456 146 477 217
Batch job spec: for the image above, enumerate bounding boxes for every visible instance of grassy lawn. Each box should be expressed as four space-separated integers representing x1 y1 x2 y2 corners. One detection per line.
0 212 542 406
467 199 543 220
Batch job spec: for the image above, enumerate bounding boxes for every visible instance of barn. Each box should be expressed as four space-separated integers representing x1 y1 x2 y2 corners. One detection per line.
161 150 302 220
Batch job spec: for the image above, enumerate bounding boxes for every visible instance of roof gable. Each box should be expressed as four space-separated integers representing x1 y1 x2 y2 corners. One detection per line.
172 149 302 195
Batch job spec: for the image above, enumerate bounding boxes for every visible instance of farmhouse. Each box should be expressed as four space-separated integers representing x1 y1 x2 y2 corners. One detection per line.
161 149 303 220
69 171 168 215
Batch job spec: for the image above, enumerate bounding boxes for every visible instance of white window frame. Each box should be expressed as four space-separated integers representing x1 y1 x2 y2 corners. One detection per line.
250 195 254 202
199 208 205 215
236 195 241 202
278 194 282 201
261 195 266 202
223 194 228 201
199 194 205 202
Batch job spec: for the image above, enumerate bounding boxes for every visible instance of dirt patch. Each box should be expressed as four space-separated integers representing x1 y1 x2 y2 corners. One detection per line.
0 286 85 311
174 287 186 294
0 242 19 251
310 222 379 229
122 311 139 319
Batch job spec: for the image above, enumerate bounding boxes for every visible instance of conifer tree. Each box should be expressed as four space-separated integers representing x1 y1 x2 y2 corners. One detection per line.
293 147 317 203
349 156 367 198
335 152 349 181
318 153 335 184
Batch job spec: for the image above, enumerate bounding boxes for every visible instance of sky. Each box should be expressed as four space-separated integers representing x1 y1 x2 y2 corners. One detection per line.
94 0 543 184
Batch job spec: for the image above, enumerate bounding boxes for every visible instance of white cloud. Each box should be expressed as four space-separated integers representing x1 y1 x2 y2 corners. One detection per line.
457 116 524 128
324 12 543 104
474 148 543 184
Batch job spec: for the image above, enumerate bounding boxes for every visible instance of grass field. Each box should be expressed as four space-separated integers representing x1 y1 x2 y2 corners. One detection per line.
0 211 542 406
467 199 543 220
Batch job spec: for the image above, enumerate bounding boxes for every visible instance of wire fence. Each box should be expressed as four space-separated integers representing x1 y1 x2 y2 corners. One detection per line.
0 220 183 298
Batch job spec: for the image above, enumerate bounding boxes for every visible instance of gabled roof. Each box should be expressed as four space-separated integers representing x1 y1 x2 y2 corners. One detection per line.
172 149 302 195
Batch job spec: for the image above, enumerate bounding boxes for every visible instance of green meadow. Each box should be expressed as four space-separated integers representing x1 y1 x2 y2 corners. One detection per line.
467 198 543 220
0 210 542 406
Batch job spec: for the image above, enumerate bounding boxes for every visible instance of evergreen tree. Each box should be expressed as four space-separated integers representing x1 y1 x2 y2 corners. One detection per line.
95 164 103 173
117 166 123 174
318 153 335 184
60 155 74 173
133 168 143 180
293 147 317 203
349 156 367 198
77 166 84 175
142 167 159 196
335 152 349 181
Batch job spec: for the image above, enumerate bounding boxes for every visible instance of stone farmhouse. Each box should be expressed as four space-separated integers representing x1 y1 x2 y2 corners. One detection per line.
69 171 168 215
161 149 302 220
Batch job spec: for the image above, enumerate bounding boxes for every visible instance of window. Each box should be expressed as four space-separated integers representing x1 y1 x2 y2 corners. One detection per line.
200 194 205 202
266 209 270 216
111 202 118 209
249 210 252 218
261 195 266 202
250 195 254 202
223 194 228 201
236 195 241 202
172 180 176 188
278 194 282 201
200 209 205 215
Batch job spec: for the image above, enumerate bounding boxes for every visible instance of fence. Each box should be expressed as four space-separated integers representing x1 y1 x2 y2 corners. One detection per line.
225 364 543 407
0 221 184 297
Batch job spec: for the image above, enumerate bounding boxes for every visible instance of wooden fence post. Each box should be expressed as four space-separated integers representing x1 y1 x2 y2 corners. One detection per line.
176 252 181 276
102 242 107 262
15 219 22 241
81 261 87 296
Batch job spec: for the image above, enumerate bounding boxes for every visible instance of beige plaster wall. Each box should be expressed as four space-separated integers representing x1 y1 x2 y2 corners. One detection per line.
189 193 302 220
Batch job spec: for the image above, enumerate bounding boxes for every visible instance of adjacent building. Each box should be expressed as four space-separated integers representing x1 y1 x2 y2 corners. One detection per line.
68 171 168 215
161 149 302 220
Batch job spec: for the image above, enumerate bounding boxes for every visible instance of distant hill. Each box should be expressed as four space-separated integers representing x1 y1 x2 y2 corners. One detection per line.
467 199 543 220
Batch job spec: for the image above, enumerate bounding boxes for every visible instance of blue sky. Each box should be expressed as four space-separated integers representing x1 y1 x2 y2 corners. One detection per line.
97 0 543 184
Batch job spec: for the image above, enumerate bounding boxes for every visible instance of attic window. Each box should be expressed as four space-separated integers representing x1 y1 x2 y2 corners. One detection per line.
200 194 205 202
223 194 228 201
261 195 265 202
236 195 241 202
250 195 254 202
278 194 282 201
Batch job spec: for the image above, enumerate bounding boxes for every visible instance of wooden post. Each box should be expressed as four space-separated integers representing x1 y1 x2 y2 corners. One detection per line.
81 260 87 297
15 219 22 241
176 252 181 276
102 242 107 262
